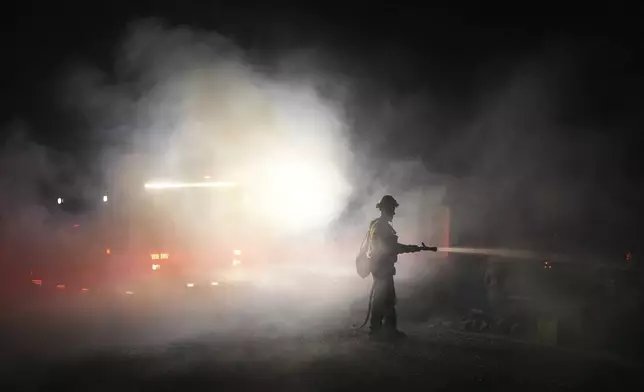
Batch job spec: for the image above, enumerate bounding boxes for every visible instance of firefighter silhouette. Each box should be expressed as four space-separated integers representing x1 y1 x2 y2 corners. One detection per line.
366 195 424 340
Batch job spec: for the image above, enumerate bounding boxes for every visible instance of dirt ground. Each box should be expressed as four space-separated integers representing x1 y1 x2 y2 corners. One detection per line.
2 291 644 391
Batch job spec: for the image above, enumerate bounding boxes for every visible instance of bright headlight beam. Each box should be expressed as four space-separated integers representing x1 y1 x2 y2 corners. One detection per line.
144 181 237 189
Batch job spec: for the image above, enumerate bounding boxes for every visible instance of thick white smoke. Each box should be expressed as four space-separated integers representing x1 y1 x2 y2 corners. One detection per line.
100 19 354 237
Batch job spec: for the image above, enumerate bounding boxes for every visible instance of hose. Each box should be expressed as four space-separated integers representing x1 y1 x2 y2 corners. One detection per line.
354 281 375 329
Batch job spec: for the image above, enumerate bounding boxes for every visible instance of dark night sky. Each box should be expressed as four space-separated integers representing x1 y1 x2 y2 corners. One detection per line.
2 4 644 183
4 4 644 144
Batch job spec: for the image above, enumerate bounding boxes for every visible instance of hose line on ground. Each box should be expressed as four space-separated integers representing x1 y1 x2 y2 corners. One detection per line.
355 282 375 329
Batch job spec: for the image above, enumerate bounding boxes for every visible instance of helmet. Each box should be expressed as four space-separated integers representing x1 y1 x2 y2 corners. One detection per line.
376 195 399 210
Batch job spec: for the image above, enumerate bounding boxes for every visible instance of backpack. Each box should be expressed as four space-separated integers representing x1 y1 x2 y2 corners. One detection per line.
355 230 372 279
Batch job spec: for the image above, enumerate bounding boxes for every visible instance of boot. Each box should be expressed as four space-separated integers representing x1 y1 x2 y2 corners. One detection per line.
369 327 387 341
383 314 407 341
386 329 408 341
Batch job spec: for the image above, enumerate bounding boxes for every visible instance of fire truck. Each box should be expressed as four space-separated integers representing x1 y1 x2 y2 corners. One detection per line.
107 179 258 297
24 178 261 300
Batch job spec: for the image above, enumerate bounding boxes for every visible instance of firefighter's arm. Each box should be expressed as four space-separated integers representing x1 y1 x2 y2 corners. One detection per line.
397 243 438 253
397 243 422 254
371 221 418 254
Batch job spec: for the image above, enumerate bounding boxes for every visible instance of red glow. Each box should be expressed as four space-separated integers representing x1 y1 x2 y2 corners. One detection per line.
56 284 66 289
443 206 450 256
31 279 42 285
81 288 89 292
106 248 111 255
73 224 80 228
626 252 632 261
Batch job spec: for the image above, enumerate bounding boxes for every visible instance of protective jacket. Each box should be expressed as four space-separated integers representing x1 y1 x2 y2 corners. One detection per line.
367 218 400 278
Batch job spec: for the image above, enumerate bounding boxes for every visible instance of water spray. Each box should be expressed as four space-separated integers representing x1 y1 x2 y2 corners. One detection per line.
436 247 585 266
437 247 541 260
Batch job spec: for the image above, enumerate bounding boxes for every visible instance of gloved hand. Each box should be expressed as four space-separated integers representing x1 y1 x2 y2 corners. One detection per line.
420 242 438 252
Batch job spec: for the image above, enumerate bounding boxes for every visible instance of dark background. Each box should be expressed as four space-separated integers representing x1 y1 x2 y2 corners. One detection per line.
2 3 643 254
5 4 644 148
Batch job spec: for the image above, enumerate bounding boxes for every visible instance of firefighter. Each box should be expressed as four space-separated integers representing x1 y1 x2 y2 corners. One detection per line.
367 195 423 340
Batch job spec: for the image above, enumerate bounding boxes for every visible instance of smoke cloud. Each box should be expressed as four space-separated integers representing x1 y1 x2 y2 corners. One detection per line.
64 19 356 237
2 17 634 358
